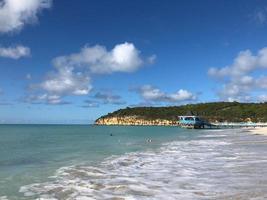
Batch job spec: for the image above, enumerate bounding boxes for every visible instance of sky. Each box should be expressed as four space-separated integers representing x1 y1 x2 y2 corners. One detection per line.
1 0 267 124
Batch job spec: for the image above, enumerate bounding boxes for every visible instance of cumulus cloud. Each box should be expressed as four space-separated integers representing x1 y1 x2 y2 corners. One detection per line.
168 89 197 101
28 42 152 105
27 66 92 104
40 66 92 96
38 42 144 96
0 45 30 59
27 65 92 105
52 42 144 74
208 48 267 78
0 0 52 33
133 85 196 103
208 47 267 101
137 85 165 101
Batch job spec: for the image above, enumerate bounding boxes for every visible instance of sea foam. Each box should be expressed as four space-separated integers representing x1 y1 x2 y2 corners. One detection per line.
20 131 267 200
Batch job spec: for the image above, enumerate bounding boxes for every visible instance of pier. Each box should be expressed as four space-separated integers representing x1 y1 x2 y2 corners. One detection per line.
204 122 267 129
178 115 267 129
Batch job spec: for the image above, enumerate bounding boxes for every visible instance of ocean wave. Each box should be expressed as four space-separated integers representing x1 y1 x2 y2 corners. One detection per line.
19 133 267 200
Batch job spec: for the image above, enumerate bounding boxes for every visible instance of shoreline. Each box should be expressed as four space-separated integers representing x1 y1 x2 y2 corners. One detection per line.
17 126 267 199
95 123 267 135
244 127 267 136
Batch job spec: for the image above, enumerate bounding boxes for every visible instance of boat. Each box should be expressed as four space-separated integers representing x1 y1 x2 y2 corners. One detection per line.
178 115 205 129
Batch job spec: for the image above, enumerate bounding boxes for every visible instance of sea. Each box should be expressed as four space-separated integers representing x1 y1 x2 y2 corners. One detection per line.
0 125 266 200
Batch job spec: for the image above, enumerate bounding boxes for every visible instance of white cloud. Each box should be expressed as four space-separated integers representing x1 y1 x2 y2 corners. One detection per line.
40 66 92 96
0 45 30 59
208 47 267 101
0 0 52 33
218 83 245 102
24 93 69 105
217 75 267 102
138 85 165 101
208 48 267 78
52 42 145 74
28 42 153 105
209 50 256 78
168 89 196 102
27 66 91 104
134 85 196 103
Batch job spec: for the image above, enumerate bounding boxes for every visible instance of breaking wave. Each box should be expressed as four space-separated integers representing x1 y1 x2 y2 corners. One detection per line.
20 131 267 200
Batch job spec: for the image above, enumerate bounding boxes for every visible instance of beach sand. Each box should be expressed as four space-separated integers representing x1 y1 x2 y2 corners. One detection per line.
245 127 267 136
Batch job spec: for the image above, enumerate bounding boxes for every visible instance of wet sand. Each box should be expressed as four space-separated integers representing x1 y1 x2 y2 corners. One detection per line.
245 127 267 136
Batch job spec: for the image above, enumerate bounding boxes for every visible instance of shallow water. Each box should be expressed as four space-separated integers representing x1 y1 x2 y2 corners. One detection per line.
0 125 267 199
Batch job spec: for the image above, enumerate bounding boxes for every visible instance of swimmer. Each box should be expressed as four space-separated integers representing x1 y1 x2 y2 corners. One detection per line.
110 133 113 136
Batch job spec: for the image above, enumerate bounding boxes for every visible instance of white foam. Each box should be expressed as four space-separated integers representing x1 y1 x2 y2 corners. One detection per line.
19 131 267 200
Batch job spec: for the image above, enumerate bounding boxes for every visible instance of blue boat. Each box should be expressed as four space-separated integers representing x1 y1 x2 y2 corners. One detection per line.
178 115 205 129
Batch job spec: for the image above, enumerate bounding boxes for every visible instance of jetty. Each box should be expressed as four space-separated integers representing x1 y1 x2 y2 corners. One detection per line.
206 122 267 129
178 115 267 129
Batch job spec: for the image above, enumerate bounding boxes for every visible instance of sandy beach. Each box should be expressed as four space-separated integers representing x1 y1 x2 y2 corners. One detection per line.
245 127 267 136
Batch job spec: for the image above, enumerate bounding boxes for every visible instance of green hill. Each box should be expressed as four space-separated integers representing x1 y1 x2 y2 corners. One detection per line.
96 102 267 123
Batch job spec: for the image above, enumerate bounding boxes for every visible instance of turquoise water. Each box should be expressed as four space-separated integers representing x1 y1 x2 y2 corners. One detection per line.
0 125 267 199
0 125 196 199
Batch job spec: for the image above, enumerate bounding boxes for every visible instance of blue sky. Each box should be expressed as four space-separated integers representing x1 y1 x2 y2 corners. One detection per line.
1 0 267 123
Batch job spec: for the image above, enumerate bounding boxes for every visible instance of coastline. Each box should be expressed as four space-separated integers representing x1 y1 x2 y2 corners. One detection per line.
95 116 179 126
95 117 267 130
17 126 267 199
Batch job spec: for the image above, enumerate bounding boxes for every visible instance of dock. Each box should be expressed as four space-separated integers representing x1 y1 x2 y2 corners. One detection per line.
178 115 267 129
204 122 267 129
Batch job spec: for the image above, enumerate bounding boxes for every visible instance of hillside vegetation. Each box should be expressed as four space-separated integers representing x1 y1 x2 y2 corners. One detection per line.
96 102 267 123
